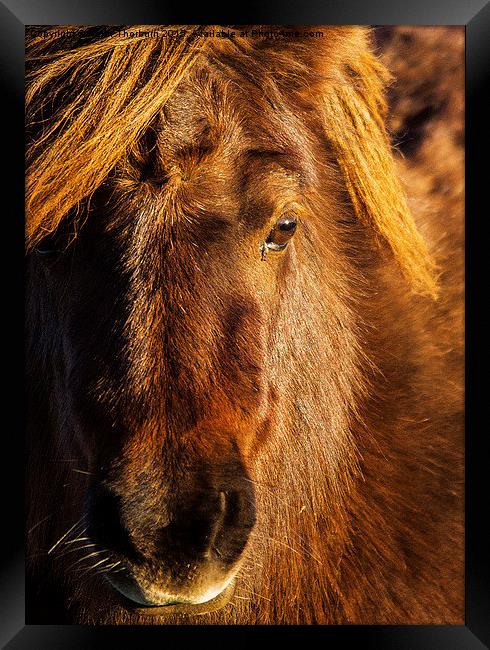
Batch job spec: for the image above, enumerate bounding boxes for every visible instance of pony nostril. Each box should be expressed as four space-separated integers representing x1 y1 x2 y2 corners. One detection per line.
225 490 240 526
219 490 226 513
221 490 247 528
150 485 255 564
209 488 256 561
205 491 227 558
87 485 140 560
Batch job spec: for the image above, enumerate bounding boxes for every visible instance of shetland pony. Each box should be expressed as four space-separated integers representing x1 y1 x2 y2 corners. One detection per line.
26 25 464 624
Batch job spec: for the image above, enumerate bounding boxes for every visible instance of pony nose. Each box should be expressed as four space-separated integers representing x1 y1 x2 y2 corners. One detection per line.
87 480 255 565
157 488 247 560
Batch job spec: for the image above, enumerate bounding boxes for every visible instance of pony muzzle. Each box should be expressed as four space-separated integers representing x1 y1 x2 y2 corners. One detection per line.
86 469 256 612
107 570 237 615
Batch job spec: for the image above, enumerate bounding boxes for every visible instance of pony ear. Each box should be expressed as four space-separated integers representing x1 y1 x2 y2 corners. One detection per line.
319 45 438 298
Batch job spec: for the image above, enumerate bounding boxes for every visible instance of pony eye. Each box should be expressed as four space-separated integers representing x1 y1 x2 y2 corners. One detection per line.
265 214 298 252
34 236 60 259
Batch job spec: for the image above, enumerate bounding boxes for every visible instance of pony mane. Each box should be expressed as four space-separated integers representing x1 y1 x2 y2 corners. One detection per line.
25 25 437 297
320 51 439 297
25 26 205 249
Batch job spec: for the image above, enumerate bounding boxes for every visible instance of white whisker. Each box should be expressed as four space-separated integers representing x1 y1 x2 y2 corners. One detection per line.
47 517 86 555
99 561 122 573
28 514 52 535
61 543 97 556
67 550 105 570
65 536 90 544
77 556 111 577
89 557 111 570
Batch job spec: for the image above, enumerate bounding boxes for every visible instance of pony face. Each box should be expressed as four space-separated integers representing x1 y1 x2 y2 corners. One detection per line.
27 61 346 609
25 26 457 624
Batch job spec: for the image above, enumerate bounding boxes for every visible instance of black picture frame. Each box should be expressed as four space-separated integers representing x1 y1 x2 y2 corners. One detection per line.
2 0 488 647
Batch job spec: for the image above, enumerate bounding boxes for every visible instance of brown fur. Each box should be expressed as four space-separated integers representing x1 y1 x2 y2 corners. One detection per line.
26 25 464 624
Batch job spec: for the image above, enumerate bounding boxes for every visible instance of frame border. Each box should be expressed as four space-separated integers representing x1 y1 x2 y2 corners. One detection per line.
3 1 488 647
